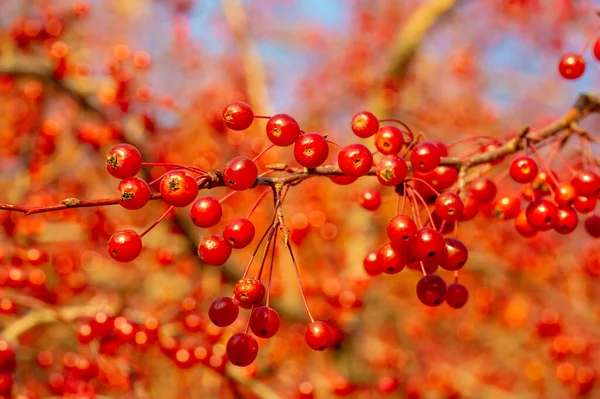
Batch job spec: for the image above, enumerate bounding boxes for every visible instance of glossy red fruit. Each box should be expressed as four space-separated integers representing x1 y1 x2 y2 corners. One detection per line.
0 340 16 373
574 196 597 214
492 196 520 220
106 143 142 179
387 215 417 247
294 133 329 168
234 277 265 309
416 274 447 307
415 166 458 191
377 242 406 275
526 199 558 231
515 209 537 237
446 283 469 309
374 126 405 155
198 235 231 266
305 321 331 351
375 155 408 186
359 190 381 211
266 114 301 146
223 217 255 249
440 238 468 271
117 177 151 210
190 196 222 227
250 306 280 338
208 297 239 327
338 144 373 176
469 178 497 204
363 250 382 276
558 53 585 80
553 206 578 234
410 142 441 173
223 156 258 190
107 229 142 262
0 373 12 396
594 37 600 61
584 214 600 238
159 170 198 207
435 192 464 222
226 333 258 367
554 183 577 207
222 101 254 131
351 111 379 138
408 228 445 261
571 170 600 198
330 175 358 185
509 156 538 184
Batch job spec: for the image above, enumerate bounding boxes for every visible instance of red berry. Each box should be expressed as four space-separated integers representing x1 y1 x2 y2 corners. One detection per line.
410 142 441 173
107 229 142 262
509 156 538 184
250 306 280 338
351 111 379 138
480 140 504 165
117 177 151 210
377 376 400 394
376 242 406 275
446 283 468 309
439 238 468 271
294 133 329 168
0 340 16 373
338 143 373 177
359 190 381 211
515 209 537 237
234 277 265 309
363 250 381 276
594 37 600 61
305 321 331 351
415 166 458 191
571 170 600 198
106 143 142 179
574 195 597 214
416 274 447 307
330 174 358 185
554 183 577 207
374 126 405 155
190 196 222 227
526 199 558 231
198 235 231 266
434 192 464 222
226 333 258 367
585 214 600 237
222 101 254 131
492 196 520 220
386 215 417 247
0 373 12 396
208 296 239 327
159 170 198 207
469 178 497 204
266 114 301 146
558 53 585 80
408 228 445 261
375 155 408 186
223 217 255 249
223 156 258 190
553 206 578 234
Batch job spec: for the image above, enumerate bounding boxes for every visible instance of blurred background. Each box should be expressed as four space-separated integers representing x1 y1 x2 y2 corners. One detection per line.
0 0 600 398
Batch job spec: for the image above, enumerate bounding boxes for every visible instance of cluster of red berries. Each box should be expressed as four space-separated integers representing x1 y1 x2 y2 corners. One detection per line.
557 36 600 80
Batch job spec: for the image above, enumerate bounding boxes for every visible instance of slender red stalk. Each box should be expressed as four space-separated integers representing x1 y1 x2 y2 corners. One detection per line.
246 188 271 219
286 242 314 323
253 115 271 120
252 144 275 163
447 135 500 149
265 230 278 308
141 162 206 174
404 177 441 196
140 206 174 237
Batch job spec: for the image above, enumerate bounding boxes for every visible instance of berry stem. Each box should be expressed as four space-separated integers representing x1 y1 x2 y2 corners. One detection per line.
252 144 275 163
140 205 174 237
141 162 207 174
404 177 441 196
408 186 435 229
286 242 314 323
257 228 276 280
528 143 560 187
265 230 278 308
253 115 271 120
447 135 501 149
246 188 271 219
326 139 343 150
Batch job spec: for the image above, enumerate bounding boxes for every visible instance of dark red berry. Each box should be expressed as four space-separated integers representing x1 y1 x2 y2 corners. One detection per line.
107 229 142 262
159 170 198 207
469 178 497 204
117 177 151 210
526 199 557 231
435 192 464 222
0 373 12 396
250 306 280 338
374 126 405 155
294 133 329 168
408 228 445 261
375 155 408 186
574 196 597 214
509 156 538 184
106 143 142 179
553 206 578 234
190 196 222 227
266 114 300 147
338 144 373 177
584 214 600 238
234 277 265 309
222 101 254 131
226 333 258 367
223 156 258 190
439 238 468 271
208 297 239 327
492 196 520 220
359 190 381 211
416 274 447 307
387 215 417 247
414 166 458 191
377 242 406 275
515 209 536 237
0 340 16 373
198 235 231 266
363 250 382 276
223 217 255 249
594 37 600 61
554 183 577 207
571 170 600 198
330 175 358 185
351 111 379 138
410 142 441 173
305 321 331 351
446 283 468 309
558 53 585 80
